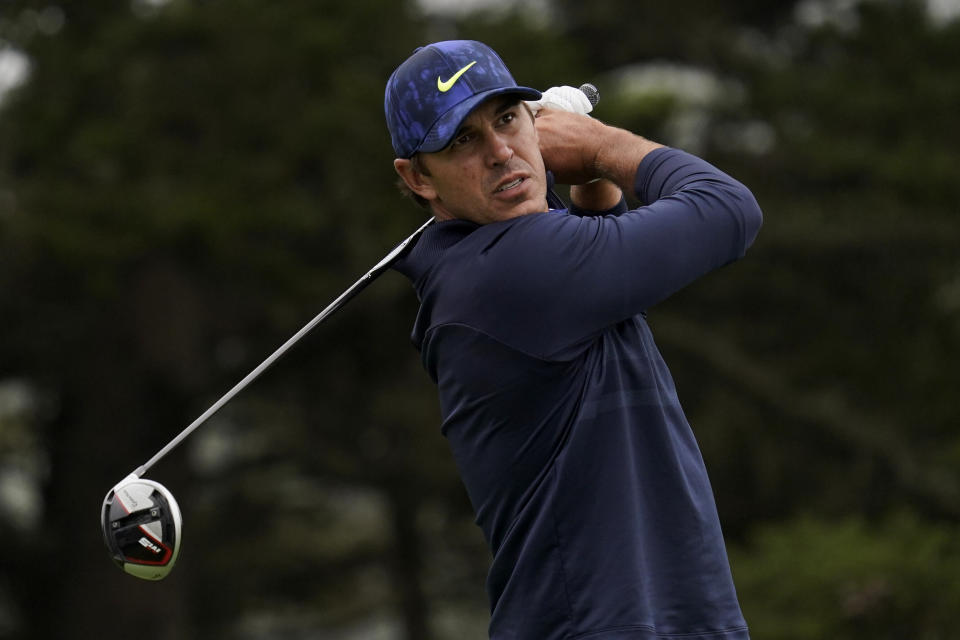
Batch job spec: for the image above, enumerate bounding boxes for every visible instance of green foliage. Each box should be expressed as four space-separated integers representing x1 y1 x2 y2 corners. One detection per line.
731 513 960 639
1 1 486 638
2 0 959 638
676 0 960 519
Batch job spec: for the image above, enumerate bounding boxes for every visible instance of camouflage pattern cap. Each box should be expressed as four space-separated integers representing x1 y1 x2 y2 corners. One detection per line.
385 40 541 158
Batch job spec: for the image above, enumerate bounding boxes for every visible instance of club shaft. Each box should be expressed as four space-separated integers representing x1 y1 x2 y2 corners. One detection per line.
131 217 434 478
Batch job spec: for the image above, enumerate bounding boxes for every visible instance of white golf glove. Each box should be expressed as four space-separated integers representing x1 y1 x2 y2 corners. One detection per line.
526 85 594 116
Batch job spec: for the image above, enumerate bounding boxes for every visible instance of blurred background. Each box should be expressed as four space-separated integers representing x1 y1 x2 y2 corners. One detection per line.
1 0 959 638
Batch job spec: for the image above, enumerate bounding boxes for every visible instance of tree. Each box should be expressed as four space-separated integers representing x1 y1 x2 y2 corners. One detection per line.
3 0 958 637
0 0 494 637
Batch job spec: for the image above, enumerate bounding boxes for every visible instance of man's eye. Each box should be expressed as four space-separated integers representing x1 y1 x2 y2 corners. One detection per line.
451 133 473 148
500 112 516 125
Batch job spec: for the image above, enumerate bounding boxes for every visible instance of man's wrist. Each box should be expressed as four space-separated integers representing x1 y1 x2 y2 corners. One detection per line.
570 179 623 212
594 127 665 192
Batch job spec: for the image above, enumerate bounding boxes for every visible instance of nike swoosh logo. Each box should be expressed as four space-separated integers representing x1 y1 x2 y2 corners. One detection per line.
437 61 477 92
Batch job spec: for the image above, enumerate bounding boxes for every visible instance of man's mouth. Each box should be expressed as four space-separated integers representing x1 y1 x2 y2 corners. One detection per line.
496 177 524 193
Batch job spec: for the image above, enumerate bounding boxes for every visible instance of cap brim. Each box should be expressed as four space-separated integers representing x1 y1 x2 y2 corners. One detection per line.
416 86 542 155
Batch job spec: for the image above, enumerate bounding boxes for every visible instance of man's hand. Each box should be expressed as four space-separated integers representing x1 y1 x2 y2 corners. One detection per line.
535 108 664 192
534 108 606 185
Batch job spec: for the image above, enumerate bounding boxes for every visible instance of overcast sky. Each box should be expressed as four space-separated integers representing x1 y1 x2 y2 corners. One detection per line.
2 0 960 103
415 0 960 24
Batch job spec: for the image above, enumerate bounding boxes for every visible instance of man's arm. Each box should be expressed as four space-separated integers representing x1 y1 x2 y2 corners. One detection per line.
449 114 762 358
469 148 762 358
569 179 624 212
535 109 664 194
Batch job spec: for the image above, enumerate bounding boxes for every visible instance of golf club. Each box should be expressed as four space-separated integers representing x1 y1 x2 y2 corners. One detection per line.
102 478 182 580
101 82 599 580
101 216 433 579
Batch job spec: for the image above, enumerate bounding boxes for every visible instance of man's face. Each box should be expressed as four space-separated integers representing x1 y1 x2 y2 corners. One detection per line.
397 96 549 224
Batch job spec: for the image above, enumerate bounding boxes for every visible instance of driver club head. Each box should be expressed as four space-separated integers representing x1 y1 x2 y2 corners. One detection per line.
101 476 182 580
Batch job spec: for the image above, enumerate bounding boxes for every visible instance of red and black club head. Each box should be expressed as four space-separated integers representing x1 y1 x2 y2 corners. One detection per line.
101 477 182 580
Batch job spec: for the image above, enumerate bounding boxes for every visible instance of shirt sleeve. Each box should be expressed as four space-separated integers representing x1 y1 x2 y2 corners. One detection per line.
461 148 763 359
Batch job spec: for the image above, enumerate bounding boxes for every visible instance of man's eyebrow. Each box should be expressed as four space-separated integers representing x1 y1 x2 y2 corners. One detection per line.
449 97 522 144
495 97 522 115
451 122 474 141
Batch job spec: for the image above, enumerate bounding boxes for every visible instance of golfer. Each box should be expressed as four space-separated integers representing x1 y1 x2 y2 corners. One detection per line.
385 40 761 640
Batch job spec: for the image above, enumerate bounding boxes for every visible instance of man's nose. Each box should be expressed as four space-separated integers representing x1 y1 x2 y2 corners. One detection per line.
485 131 514 166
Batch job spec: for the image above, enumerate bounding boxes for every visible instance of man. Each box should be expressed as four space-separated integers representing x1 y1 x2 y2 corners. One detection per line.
385 40 761 640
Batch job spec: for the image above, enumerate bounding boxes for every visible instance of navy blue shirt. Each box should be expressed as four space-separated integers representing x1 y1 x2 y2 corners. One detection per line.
393 148 762 639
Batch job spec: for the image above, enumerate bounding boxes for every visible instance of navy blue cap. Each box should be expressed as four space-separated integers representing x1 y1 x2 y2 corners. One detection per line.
385 40 541 158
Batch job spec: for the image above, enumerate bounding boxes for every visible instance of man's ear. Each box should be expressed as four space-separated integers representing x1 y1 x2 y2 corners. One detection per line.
394 158 437 201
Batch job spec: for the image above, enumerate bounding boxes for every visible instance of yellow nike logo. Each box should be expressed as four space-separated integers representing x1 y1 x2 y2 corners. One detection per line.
437 61 477 92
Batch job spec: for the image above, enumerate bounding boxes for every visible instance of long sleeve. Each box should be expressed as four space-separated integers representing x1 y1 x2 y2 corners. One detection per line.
391 148 757 640
415 148 762 359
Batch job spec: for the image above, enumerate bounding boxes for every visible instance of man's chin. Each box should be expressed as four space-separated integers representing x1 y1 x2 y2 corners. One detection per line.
491 201 547 223
500 192 549 218
440 194 549 225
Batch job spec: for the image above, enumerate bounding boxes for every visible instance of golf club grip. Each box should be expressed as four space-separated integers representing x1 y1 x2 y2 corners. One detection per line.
131 216 434 478
579 83 599 108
